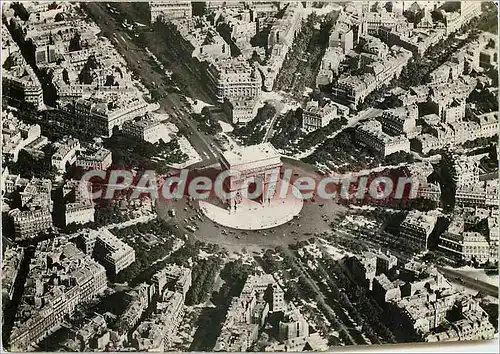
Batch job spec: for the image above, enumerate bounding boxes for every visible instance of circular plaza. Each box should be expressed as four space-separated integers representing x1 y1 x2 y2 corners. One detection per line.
155 142 347 252
198 184 304 230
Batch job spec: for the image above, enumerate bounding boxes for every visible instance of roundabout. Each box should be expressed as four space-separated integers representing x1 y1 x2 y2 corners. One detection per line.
198 184 304 230
155 143 346 251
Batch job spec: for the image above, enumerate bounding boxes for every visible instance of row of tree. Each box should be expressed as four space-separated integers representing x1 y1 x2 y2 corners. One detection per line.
186 257 222 305
298 116 348 151
320 256 397 343
269 109 302 150
233 104 277 145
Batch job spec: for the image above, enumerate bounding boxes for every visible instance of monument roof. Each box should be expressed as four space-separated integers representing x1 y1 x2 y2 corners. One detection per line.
222 143 281 168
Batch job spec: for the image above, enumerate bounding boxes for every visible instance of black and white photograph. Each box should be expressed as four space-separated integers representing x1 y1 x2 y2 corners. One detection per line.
1 0 498 352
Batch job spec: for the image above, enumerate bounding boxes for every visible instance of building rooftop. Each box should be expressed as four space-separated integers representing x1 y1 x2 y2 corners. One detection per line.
375 273 399 291
402 210 437 236
1 247 24 294
454 156 479 177
10 237 106 345
304 101 338 117
78 146 111 162
96 228 134 260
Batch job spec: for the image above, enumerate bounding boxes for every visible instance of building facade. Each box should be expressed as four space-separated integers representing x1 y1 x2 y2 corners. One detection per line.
92 229 136 277
302 101 339 132
150 1 192 23
399 210 437 249
355 120 410 157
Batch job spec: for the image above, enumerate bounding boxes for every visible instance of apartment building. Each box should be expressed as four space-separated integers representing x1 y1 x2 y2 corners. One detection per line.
471 111 498 138
360 34 389 58
2 166 21 195
223 97 260 125
68 314 109 351
154 291 185 349
278 307 309 341
456 180 499 209
345 252 377 290
152 264 192 299
206 58 261 103
178 19 231 62
92 228 136 277
1 246 25 301
132 321 165 351
35 44 57 65
430 60 464 84
65 202 95 226
440 99 466 123
333 74 374 106
373 273 402 303
75 146 112 170
425 121 456 146
400 294 459 334
267 3 303 48
333 46 411 106
426 298 495 342
57 95 151 137
440 226 491 264
449 121 481 145
417 182 442 202
19 177 52 211
115 284 156 338
259 2 303 91
380 105 419 138
356 120 410 157
51 138 80 171
214 274 284 351
2 111 42 163
302 101 339 132
150 1 192 23
453 156 480 188
399 210 437 249
2 28 44 109
316 47 345 86
460 1 482 24
8 208 52 240
360 9 410 36
329 22 354 53
414 134 443 155
266 282 285 313
9 239 107 351
122 118 166 144
378 25 445 57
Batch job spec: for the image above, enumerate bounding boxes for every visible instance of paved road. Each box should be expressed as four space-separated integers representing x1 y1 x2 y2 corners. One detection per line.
262 101 284 143
437 266 499 297
324 227 498 297
346 107 383 128
325 226 418 267
85 3 221 162
281 247 357 346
